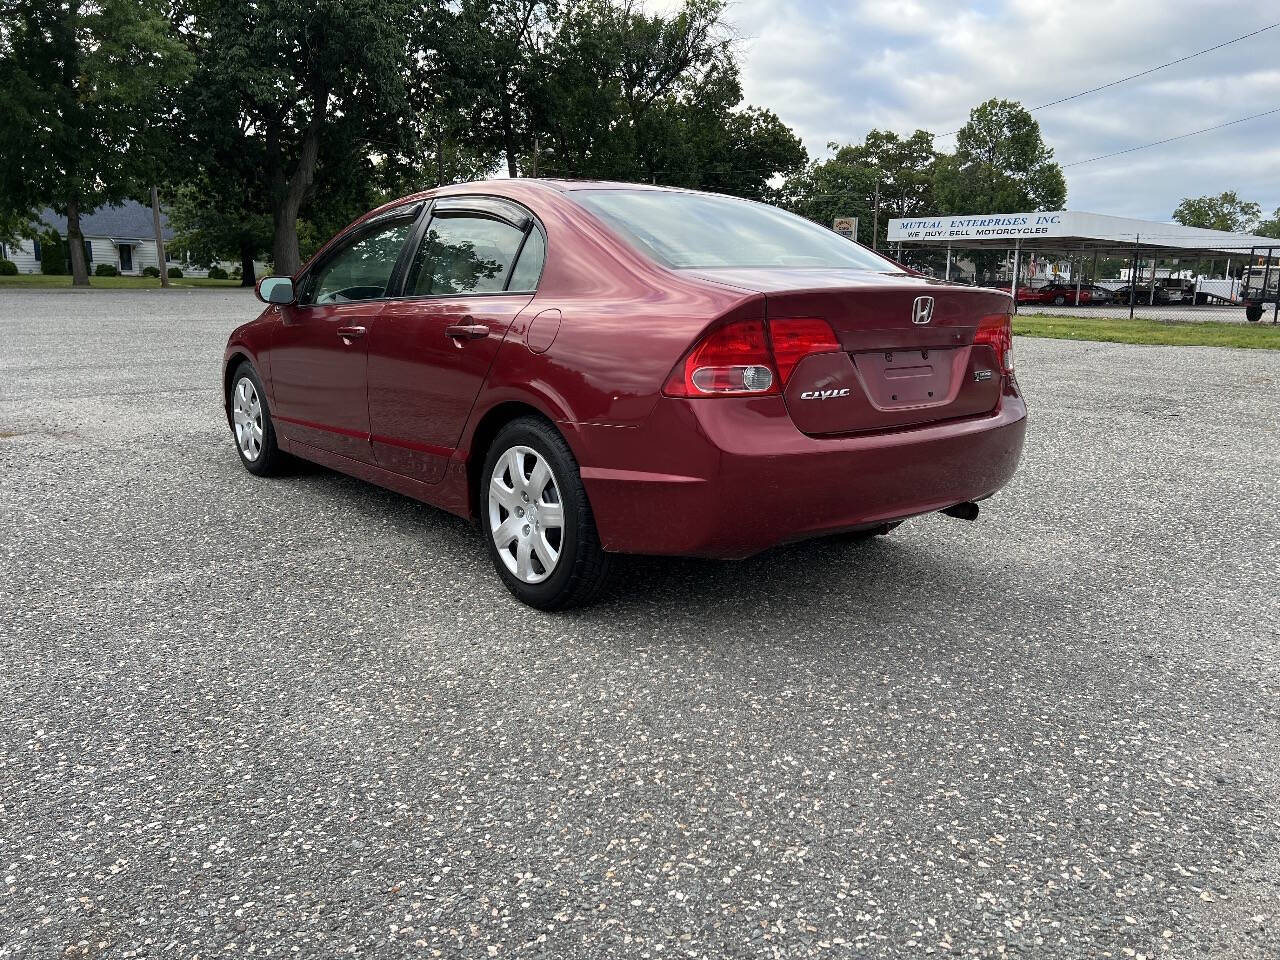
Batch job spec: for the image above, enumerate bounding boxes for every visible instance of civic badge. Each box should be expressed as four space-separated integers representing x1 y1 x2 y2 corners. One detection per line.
912 296 934 325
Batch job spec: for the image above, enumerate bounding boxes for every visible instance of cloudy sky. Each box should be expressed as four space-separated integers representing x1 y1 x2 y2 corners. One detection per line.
674 0 1280 220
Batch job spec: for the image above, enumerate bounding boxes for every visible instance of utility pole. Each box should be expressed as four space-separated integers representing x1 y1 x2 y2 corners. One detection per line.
871 174 881 251
151 186 169 289
531 137 539 178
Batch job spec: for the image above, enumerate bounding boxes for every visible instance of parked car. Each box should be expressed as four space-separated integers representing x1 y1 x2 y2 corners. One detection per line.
1018 282 1110 306
224 181 1027 609
1111 284 1171 305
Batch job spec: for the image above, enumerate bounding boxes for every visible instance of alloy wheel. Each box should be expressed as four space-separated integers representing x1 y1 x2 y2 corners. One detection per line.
232 376 264 462
488 445 565 584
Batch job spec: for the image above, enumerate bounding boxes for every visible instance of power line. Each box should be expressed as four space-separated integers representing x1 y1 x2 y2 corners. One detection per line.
936 21 1279 138
1061 106 1280 168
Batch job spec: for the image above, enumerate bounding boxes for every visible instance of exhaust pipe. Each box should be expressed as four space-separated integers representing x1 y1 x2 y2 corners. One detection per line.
941 501 980 521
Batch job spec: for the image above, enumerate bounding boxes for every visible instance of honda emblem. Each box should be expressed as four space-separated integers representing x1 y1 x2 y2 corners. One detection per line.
912 296 934 325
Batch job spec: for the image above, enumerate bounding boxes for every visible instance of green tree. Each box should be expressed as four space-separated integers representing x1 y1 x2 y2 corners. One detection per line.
933 99 1066 215
1172 192 1263 233
1256 208 1280 239
0 0 192 286
445 0 550 178
781 129 936 248
175 0 428 276
167 181 272 286
522 0 804 195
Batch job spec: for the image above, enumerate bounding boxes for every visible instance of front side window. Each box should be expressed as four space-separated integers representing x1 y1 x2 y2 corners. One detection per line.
574 189 901 272
308 219 413 305
406 215 526 296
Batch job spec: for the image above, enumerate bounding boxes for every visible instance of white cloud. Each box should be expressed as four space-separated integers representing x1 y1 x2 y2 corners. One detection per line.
720 0 1280 218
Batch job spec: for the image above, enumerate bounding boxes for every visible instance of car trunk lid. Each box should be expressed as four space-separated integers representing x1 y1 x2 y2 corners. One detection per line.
689 268 1012 435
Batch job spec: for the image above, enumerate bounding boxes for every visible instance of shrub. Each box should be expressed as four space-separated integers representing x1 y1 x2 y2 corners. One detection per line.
231 265 243 279
94 263 119 277
207 266 228 280
167 266 184 279
0 259 17 276
141 265 161 278
40 230 66 275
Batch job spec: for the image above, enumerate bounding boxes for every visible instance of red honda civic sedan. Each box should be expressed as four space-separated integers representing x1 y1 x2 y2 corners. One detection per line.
224 180 1026 609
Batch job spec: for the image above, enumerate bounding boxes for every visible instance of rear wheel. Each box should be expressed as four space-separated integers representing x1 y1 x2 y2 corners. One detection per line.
1052 294 1066 305
1245 303 1263 323
482 417 611 610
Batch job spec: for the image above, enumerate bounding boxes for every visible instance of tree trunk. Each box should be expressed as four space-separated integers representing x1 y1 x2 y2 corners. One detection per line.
66 195 89 287
268 96 325 276
239 239 257 287
151 185 169 289
271 199 303 277
500 73 518 178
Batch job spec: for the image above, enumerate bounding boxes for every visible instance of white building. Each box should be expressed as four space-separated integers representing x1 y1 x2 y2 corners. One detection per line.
0 201 220 277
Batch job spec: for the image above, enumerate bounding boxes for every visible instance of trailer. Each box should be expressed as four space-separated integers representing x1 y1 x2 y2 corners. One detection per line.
1240 246 1279 323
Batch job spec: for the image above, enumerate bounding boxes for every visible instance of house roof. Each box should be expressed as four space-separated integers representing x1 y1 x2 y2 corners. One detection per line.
39 200 174 242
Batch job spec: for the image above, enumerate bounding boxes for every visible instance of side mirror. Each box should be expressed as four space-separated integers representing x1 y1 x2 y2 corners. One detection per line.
256 275 296 305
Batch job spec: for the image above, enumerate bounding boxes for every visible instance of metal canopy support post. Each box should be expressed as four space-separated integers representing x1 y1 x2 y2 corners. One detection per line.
945 243 952 281
1074 256 1083 305
1149 254 1158 306
1011 239 1021 312
1264 247 1276 323
1129 235 1139 319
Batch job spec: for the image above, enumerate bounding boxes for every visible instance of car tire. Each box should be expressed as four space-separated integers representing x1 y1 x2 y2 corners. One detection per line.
481 416 611 610
1052 295 1065 305
1245 304 1263 323
228 361 288 476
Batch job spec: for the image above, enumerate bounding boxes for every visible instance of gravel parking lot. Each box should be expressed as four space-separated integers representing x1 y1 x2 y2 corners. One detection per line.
2 288 1278 959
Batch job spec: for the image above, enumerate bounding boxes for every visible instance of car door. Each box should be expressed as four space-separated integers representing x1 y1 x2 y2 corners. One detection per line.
268 207 420 462
368 197 545 484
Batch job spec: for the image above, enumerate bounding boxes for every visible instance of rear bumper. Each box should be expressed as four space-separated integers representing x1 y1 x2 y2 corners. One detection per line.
577 385 1027 558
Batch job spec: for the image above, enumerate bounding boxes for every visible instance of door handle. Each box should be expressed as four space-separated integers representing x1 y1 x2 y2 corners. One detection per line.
445 323 489 341
337 325 366 341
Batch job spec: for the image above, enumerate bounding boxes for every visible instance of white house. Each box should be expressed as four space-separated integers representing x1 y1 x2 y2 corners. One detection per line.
0 201 219 277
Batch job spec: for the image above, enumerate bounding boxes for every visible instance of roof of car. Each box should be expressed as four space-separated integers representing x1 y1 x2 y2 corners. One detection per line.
465 178 677 192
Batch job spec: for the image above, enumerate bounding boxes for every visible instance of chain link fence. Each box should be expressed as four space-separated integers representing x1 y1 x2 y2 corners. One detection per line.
895 244 1280 325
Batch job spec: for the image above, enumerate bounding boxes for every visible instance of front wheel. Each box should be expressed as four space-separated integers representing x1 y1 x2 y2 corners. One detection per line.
1052 294 1066 305
228 362 288 476
482 417 611 610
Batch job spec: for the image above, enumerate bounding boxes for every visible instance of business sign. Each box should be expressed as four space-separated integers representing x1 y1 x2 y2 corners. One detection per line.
887 212 1064 242
832 217 858 240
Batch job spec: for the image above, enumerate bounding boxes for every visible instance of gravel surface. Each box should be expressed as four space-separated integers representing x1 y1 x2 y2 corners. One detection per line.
1 288 1278 959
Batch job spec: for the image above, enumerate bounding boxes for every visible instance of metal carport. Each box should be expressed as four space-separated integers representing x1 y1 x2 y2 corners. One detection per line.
886 211 1279 321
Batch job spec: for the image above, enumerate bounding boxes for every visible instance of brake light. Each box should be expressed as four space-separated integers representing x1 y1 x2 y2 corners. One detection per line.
663 317 778 397
662 315 841 398
768 317 840 384
974 312 1013 374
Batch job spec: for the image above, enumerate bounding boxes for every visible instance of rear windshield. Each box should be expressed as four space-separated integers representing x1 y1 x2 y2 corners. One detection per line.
574 189 900 272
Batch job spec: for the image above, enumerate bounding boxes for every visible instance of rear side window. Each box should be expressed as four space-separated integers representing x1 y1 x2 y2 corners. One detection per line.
506 229 545 292
407 215 526 296
574 189 899 272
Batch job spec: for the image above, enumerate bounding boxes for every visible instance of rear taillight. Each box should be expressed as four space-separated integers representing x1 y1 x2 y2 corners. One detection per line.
974 312 1013 374
769 317 840 383
662 315 840 398
663 317 778 397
